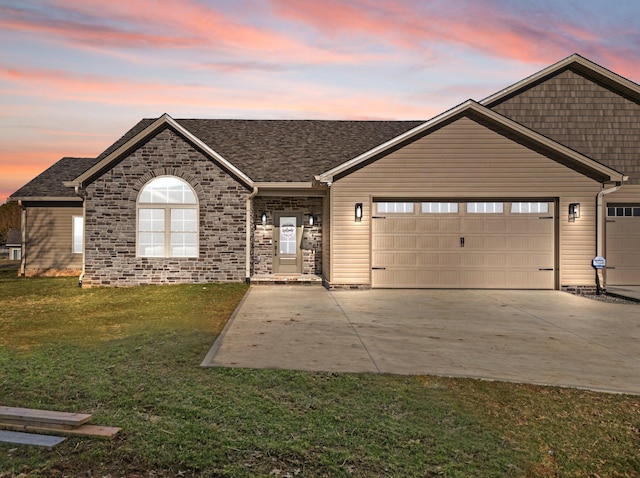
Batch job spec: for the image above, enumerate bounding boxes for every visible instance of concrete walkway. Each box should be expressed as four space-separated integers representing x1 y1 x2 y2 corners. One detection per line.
203 286 640 395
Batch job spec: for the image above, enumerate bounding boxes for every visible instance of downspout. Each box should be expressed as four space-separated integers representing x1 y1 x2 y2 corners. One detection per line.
18 200 26 277
596 183 622 293
245 186 259 284
75 185 85 287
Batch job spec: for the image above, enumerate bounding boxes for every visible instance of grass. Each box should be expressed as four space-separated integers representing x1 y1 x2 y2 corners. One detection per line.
0 264 638 477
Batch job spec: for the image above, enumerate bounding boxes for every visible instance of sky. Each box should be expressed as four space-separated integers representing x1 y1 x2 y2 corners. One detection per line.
1 0 639 204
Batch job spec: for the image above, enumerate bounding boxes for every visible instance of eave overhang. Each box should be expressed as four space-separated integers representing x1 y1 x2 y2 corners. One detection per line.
67 113 254 189
8 196 82 203
316 100 627 185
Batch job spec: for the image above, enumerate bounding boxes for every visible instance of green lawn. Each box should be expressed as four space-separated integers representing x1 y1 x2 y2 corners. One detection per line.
0 265 638 477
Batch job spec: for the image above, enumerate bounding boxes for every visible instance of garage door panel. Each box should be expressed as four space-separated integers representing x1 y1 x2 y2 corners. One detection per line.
372 201 555 289
417 253 440 266
439 253 462 266
605 212 640 286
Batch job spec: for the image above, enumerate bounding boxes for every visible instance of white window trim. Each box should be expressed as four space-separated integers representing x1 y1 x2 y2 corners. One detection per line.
137 176 199 258
72 215 83 254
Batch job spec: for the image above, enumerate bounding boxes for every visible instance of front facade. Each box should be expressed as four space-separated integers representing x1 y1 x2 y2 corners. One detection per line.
9 54 639 291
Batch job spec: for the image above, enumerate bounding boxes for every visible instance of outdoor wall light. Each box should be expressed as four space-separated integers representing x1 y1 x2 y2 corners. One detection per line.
355 203 363 222
308 214 314 226
568 203 580 222
261 212 267 225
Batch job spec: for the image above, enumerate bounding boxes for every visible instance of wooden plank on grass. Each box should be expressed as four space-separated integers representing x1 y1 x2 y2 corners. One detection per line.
0 430 66 449
0 422 121 439
0 406 92 427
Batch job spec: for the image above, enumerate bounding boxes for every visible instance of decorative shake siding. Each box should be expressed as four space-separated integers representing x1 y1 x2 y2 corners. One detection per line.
82 128 250 287
252 196 323 275
328 117 603 289
490 69 640 185
23 203 83 276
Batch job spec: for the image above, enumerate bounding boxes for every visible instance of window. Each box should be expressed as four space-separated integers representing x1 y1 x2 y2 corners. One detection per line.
608 206 640 217
72 216 83 254
376 202 414 213
467 202 504 214
511 202 549 214
137 176 198 258
422 202 458 213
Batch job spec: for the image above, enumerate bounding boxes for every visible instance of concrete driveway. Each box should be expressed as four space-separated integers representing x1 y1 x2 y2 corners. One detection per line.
202 286 640 395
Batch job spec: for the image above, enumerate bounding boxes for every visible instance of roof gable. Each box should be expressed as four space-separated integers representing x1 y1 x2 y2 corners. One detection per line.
482 54 640 185
317 100 626 184
69 114 254 189
482 54 640 107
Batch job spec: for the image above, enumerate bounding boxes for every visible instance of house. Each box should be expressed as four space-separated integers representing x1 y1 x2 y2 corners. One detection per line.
5 228 22 261
9 54 640 291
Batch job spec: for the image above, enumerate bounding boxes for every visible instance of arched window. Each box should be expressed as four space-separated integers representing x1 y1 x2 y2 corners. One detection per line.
137 176 198 258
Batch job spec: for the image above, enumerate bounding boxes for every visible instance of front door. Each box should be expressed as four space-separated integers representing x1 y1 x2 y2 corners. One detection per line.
274 214 302 274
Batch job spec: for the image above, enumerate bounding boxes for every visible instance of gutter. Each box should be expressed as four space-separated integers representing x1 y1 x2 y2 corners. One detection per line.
75 185 85 287
18 200 26 277
245 186 259 283
596 182 623 292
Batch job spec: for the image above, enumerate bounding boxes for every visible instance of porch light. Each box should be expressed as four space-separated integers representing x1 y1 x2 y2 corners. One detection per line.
308 214 314 226
261 212 267 225
568 203 580 222
355 203 363 222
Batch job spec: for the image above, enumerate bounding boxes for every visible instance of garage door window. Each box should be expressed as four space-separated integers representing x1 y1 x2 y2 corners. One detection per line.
422 202 458 213
608 206 640 217
377 202 414 213
511 202 549 214
467 202 503 213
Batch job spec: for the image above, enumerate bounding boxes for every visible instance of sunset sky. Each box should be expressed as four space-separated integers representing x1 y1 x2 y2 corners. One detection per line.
1 0 639 204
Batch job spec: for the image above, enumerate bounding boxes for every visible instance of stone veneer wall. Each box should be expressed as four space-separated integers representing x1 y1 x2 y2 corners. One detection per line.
253 197 323 276
82 128 250 287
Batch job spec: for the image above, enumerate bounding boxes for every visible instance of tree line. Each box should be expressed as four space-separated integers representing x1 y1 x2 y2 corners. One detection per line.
0 201 20 245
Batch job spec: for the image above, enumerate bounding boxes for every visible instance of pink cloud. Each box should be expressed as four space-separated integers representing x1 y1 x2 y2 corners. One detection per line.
271 0 640 78
0 1 375 66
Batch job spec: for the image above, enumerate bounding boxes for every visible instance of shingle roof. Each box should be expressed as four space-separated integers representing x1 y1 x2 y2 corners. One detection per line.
10 119 425 198
9 157 100 199
93 118 426 182
175 119 424 182
6 228 21 246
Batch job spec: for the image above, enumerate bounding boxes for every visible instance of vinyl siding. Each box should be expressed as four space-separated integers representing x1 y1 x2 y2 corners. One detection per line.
24 205 83 275
329 117 602 287
604 185 640 204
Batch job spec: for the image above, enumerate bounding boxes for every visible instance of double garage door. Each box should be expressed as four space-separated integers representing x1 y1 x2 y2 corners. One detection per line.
606 204 640 285
372 200 555 289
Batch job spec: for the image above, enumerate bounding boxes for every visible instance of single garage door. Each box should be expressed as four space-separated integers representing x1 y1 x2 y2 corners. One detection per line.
605 205 640 285
372 201 555 289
